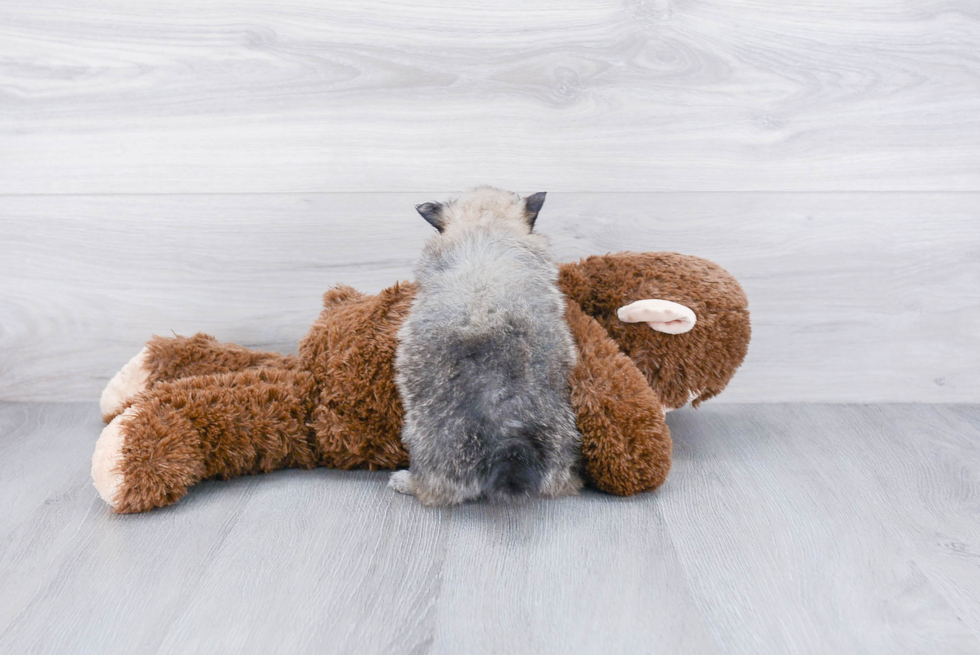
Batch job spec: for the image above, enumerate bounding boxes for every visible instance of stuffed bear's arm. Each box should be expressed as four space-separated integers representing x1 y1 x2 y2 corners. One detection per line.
101 333 298 422
564 300 672 495
93 368 319 513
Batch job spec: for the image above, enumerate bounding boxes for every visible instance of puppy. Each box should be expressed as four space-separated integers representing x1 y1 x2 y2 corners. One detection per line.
390 187 583 505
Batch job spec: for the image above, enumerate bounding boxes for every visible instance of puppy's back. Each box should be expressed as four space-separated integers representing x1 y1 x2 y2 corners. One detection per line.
394 188 582 505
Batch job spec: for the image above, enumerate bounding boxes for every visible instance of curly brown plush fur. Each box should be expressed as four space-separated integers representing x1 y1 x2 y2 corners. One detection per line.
93 252 749 513
559 253 751 409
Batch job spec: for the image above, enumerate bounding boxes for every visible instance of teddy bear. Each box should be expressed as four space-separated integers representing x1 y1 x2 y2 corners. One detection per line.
92 252 750 513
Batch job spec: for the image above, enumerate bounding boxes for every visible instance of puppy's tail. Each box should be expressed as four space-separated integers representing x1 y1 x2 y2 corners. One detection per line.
485 434 543 499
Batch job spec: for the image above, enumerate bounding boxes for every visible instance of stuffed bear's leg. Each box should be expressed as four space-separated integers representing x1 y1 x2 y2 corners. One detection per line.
93 367 319 513
100 333 298 422
564 301 672 496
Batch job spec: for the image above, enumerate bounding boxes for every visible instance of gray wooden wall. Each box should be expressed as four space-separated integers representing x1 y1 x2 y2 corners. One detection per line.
1 0 978 402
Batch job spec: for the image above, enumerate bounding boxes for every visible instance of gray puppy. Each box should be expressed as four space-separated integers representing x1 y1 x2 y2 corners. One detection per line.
389 186 583 505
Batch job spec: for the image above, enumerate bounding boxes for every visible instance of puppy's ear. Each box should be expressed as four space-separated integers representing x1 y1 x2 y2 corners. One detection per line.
523 192 547 229
415 202 446 232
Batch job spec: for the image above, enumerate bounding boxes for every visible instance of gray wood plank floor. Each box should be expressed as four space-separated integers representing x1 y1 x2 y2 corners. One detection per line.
1 402 978 654
4 2 978 651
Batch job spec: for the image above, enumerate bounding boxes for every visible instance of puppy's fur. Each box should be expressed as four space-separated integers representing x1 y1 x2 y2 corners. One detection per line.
391 187 583 505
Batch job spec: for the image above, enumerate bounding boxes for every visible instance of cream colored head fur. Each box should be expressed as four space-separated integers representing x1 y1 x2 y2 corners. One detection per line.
415 186 547 238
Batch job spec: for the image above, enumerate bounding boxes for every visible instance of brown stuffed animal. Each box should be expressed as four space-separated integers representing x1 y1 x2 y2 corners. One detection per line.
92 252 750 513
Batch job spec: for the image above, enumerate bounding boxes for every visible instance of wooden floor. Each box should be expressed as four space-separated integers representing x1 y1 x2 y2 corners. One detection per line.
2 1 978 652
1 402 978 654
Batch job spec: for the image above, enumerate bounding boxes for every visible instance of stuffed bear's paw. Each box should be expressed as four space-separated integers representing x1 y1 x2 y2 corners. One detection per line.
388 470 415 496
92 406 136 510
100 347 150 421
617 299 697 335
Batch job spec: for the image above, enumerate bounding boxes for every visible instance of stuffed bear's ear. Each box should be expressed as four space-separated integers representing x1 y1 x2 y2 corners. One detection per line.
523 192 547 229
415 202 446 232
617 299 697 334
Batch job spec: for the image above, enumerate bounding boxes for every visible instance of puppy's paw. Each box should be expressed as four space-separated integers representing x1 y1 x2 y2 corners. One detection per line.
388 470 415 496
100 347 150 421
617 299 696 335
540 469 584 499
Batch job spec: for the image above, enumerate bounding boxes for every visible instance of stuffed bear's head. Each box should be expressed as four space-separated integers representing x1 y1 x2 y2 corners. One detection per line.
558 252 750 409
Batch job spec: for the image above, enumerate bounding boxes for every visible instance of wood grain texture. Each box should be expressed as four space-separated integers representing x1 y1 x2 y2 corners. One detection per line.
1 192 977 403
664 404 980 653
1 0 979 193
1 402 979 654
